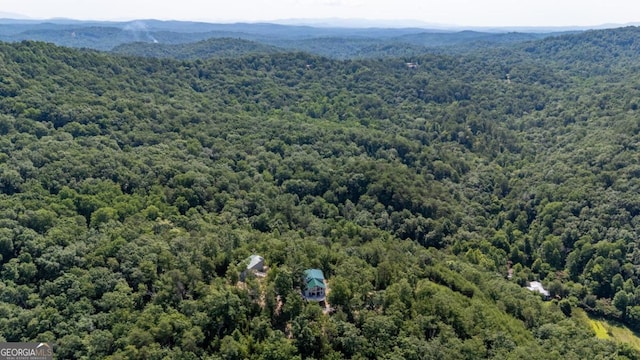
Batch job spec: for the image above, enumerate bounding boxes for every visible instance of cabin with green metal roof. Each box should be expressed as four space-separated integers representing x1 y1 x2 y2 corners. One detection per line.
303 269 326 301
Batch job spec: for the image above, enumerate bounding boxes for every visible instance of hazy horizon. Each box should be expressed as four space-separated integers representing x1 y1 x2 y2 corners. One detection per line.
3 1 640 28
0 13 636 32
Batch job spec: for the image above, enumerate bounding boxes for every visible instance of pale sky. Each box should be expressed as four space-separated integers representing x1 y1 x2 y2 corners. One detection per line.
3 0 640 27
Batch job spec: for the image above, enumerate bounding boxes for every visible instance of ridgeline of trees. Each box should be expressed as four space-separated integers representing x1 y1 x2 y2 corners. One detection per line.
0 20 559 58
0 27 640 358
112 38 283 60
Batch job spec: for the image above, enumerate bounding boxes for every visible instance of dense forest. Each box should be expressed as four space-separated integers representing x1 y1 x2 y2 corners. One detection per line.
1 24 640 359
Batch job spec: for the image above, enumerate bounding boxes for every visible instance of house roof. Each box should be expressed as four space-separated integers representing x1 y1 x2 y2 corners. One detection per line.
246 255 264 270
304 269 324 281
307 278 326 289
304 269 326 289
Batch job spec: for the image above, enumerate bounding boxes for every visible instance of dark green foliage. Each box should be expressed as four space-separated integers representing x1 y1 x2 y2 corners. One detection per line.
0 26 640 358
112 38 283 60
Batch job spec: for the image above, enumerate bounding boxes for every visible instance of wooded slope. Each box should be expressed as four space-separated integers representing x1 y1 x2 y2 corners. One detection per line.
0 27 639 358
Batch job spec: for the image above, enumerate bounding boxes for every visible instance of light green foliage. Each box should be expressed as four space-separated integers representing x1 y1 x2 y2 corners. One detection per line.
0 28 639 358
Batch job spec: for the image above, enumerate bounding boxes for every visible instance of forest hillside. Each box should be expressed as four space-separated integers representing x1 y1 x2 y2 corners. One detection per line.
0 26 640 359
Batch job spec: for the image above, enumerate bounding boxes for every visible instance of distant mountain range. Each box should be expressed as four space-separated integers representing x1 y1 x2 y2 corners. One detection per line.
278 18 640 32
0 19 576 59
0 12 31 20
0 17 635 59
2 15 637 31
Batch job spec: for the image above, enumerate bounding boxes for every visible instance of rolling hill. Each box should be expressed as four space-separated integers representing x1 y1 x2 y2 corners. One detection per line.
0 19 561 57
0 25 639 358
